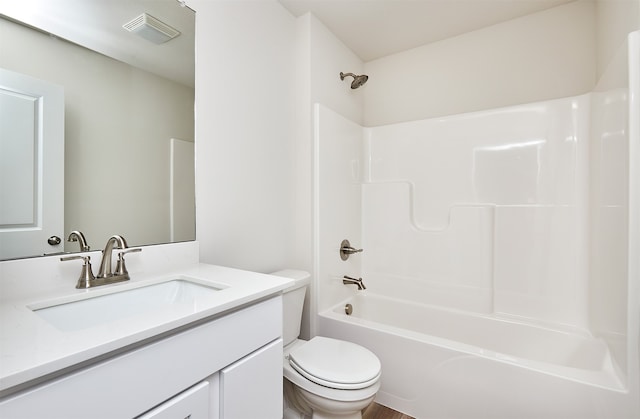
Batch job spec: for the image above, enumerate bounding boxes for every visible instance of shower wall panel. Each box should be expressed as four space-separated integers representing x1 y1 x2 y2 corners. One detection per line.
362 95 592 329
314 104 363 313
589 88 630 375
361 183 494 313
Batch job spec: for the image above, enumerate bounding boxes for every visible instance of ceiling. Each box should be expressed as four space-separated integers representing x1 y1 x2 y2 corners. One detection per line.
3 0 575 86
278 0 575 62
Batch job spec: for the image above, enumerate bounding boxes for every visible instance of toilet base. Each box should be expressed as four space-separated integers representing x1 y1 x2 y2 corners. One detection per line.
283 377 376 419
284 379 312 419
295 385 375 419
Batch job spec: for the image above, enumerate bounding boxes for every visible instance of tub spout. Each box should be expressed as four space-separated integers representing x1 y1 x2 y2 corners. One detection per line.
343 275 366 290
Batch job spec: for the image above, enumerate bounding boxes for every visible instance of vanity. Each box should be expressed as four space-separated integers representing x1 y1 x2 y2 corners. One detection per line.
0 242 292 418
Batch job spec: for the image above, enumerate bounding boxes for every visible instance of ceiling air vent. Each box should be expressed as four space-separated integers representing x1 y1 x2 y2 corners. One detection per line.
123 13 181 44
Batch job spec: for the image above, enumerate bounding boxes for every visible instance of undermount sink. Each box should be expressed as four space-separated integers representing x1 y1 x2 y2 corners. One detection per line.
29 277 227 332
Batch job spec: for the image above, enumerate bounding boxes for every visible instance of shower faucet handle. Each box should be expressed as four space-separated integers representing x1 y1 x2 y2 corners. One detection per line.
340 239 363 261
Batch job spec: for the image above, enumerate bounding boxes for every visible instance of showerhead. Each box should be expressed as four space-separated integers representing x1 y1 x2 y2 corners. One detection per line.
340 72 368 89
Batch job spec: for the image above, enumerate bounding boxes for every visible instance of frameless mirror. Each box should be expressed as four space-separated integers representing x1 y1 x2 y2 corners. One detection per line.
0 0 195 260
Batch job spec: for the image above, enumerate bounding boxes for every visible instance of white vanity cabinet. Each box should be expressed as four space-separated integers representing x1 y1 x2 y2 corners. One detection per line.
220 338 283 418
0 296 283 419
138 381 211 419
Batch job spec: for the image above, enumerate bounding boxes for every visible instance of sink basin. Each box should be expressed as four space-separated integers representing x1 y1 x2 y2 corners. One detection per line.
30 278 226 332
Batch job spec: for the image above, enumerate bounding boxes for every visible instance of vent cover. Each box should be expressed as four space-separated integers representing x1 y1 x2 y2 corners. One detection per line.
123 13 181 44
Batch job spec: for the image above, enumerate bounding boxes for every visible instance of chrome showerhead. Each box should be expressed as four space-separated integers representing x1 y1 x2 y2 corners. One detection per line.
340 72 368 89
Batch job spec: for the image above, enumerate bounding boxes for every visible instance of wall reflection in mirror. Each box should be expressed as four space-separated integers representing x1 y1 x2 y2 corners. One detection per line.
0 0 195 260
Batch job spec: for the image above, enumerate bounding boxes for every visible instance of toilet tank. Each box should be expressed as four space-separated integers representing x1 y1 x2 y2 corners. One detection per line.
271 270 311 347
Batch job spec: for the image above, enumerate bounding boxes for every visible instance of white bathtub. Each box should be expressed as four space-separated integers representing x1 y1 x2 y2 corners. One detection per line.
319 293 634 419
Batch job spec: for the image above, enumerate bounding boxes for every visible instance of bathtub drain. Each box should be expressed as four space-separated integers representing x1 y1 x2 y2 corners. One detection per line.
345 303 353 315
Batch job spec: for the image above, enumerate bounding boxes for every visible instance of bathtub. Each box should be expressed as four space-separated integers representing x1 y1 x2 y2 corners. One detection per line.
318 293 633 419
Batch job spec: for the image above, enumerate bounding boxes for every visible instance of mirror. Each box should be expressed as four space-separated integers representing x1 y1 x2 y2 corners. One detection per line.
0 0 195 260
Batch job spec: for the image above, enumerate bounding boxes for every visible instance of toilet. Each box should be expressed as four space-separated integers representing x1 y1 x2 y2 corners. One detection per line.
272 270 381 419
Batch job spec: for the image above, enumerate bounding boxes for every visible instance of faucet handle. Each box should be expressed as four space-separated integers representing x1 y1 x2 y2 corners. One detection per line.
340 239 363 261
114 248 142 276
119 247 142 255
61 255 96 289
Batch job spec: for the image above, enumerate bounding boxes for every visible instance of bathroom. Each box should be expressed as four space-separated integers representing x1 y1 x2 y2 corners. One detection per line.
1 0 639 418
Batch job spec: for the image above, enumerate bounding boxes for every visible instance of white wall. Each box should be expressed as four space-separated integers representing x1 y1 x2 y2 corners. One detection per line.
294 13 366 336
596 0 640 81
0 17 195 251
189 3 363 336
314 104 363 315
307 14 366 126
363 0 597 126
594 0 640 90
191 0 297 273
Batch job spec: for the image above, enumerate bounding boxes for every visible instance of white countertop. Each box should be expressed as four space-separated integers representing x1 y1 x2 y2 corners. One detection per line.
0 261 292 395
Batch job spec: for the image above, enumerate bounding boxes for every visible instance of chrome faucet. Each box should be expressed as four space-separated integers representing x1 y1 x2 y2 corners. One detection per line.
97 235 128 278
67 230 90 252
61 234 141 289
97 234 142 279
343 275 366 290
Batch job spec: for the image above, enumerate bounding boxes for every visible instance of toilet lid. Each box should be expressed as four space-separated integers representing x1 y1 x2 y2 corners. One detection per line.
288 336 381 390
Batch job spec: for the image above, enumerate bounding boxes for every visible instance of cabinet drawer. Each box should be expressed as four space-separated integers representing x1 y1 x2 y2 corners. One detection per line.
138 381 210 419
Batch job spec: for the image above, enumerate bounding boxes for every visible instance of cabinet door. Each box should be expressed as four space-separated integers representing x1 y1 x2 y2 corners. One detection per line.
138 381 209 419
220 339 283 419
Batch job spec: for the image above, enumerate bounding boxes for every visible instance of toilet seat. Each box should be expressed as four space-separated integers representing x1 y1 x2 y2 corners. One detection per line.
288 337 381 390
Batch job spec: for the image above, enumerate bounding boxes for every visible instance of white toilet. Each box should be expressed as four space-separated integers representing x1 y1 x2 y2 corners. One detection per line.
273 270 381 419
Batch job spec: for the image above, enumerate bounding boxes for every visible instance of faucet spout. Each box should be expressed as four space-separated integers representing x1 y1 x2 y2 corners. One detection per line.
343 275 366 291
67 230 90 252
97 235 128 278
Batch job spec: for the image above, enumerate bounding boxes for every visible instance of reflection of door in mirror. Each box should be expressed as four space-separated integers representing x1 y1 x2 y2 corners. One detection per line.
170 138 195 242
0 68 64 259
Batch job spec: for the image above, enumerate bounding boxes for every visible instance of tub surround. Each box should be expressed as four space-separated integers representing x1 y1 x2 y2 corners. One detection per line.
315 93 596 323
314 30 639 417
0 241 293 396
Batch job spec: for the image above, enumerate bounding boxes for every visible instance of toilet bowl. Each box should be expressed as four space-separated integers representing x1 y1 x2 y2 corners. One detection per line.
272 270 381 419
284 337 381 419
